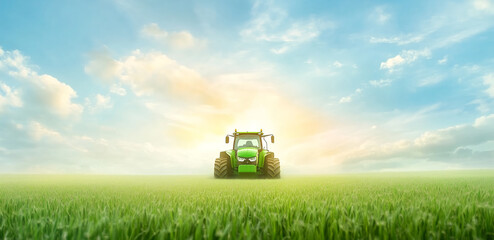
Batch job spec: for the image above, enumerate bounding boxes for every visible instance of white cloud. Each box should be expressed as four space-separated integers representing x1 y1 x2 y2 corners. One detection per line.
95 94 112 109
369 79 392 87
13 123 23 130
418 75 444 87
85 50 120 81
110 84 127 96
380 49 431 71
333 61 343 68
85 94 112 113
276 104 494 172
483 73 494 97
471 99 490 113
347 114 494 163
414 116 494 151
339 96 352 103
94 50 217 105
369 36 424 45
86 49 224 111
402 49 432 62
0 82 22 111
473 0 494 12
0 48 83 116
339 88 362 104
31 74 83 116
1 50 34 78
371 6 391 24
270 46 288 54
30 121 62 141
141 23 201 49
474 0 491 10
380 55 404 70
438 56 448 64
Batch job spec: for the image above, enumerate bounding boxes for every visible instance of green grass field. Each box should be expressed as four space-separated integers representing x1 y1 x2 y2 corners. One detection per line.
1 171 493 239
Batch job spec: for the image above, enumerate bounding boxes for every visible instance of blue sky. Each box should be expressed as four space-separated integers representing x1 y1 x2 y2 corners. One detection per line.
1 0 494 174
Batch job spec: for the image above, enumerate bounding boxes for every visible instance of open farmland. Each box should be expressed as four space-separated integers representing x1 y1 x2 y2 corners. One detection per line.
0 171 493 239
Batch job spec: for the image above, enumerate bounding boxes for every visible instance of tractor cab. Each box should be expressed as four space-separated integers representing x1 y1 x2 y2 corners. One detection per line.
225 129 275 151
234 135 260 149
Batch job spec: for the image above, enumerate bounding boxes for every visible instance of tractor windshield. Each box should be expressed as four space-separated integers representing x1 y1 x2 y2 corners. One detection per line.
235 135 260 149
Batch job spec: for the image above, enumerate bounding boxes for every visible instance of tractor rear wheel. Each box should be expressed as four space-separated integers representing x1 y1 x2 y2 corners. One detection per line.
265 157 280 178
214 157 232 178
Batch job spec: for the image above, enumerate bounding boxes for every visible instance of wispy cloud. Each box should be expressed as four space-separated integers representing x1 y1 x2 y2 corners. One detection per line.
339 88 362 104
471 99 491 113
438 56 448 64
240 0 333 53
370 6 391 24
371 1 494 51
141 23 204 49
380 49 431 72
270 46 288 54
333 61 343 68
369 79 392 87
473 0 494 13
369 35 424 45
418 74 444 87
110 84 127 96
483 73 494 97
29 121 62 141
339 96 352 103
85 94 113 113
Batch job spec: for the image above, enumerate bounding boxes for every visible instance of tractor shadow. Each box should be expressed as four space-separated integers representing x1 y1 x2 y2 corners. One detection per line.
211 174 280 180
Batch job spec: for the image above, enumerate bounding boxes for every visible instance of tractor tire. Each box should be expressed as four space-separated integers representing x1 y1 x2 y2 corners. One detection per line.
214 157 232 178
265 157 280 178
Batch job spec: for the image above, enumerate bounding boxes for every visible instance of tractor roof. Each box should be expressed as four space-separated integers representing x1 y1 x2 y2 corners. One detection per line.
231 129 272 136
234 129 262 135
237 131 261 134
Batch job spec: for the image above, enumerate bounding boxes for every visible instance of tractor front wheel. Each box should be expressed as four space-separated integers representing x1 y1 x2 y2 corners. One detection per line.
214 157 232 178
265 157 281 178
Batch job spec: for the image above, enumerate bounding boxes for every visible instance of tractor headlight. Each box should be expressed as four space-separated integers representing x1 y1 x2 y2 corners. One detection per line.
238 157 255 163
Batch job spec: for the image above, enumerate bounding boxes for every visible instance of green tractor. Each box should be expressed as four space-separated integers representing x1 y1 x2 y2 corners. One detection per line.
214 129 280 178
